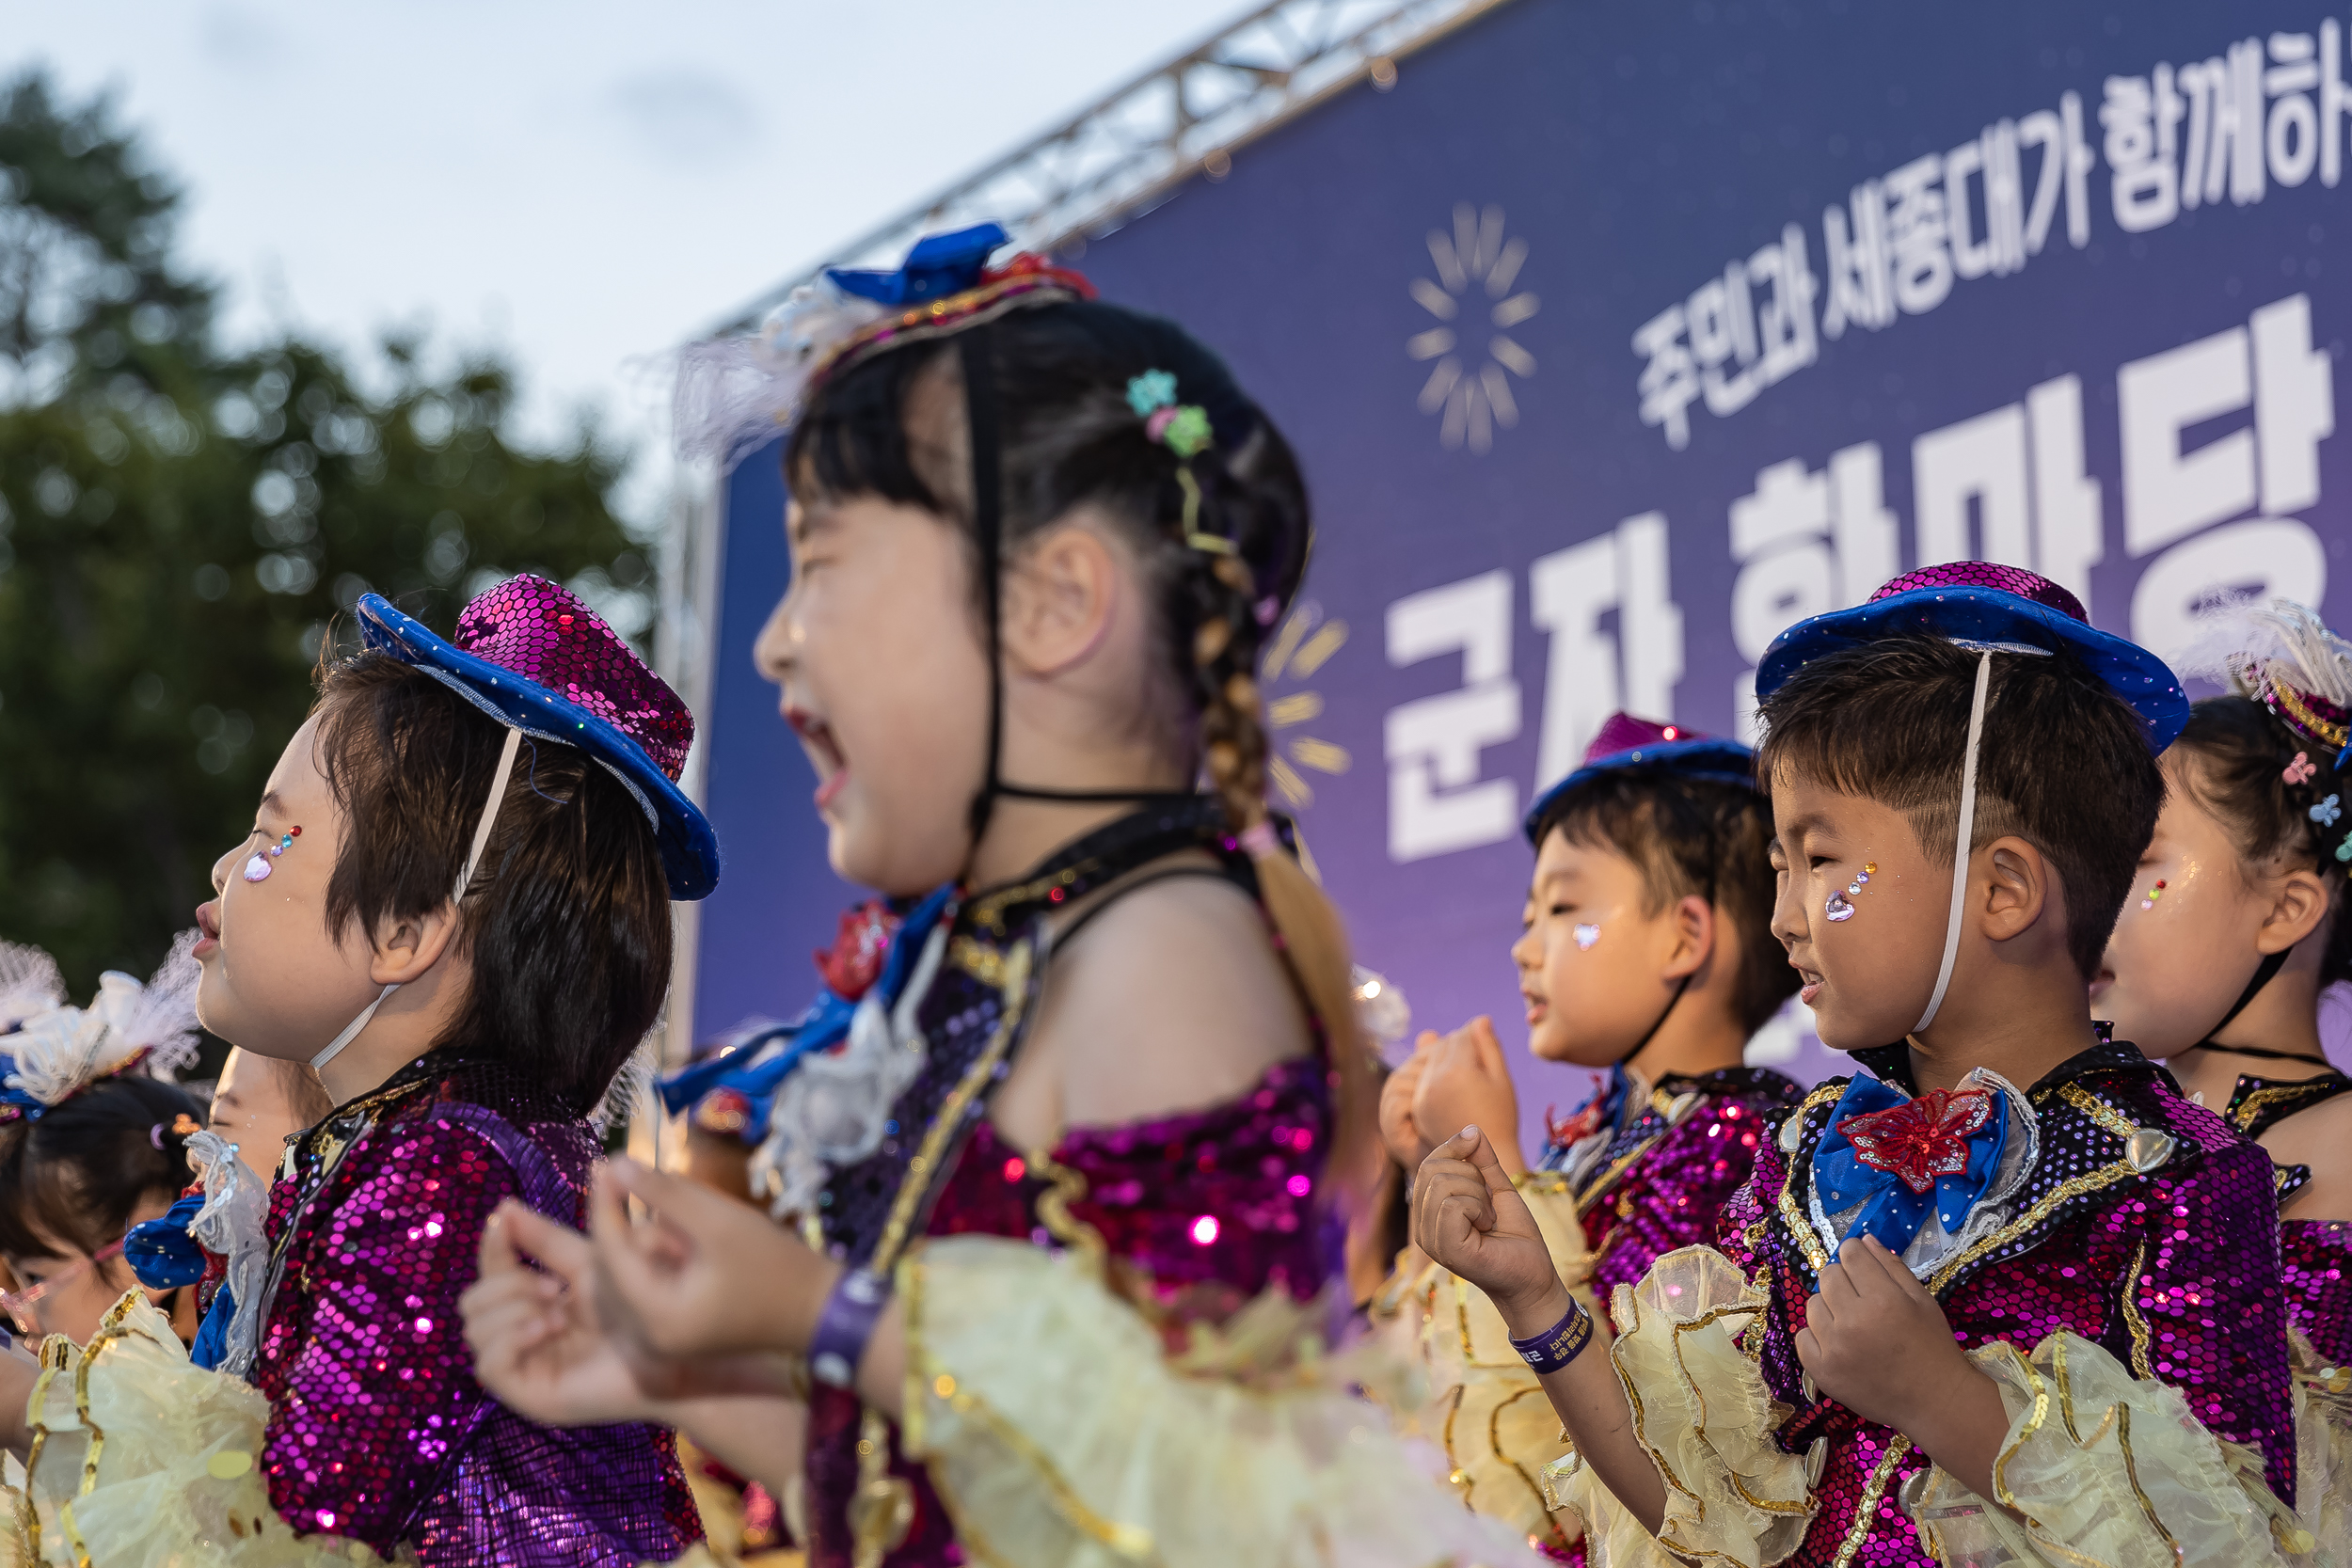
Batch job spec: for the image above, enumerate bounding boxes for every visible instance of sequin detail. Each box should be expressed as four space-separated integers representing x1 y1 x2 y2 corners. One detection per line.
1540 1066 1801 1311
2225 1069 2352 1367
1869 561 2088 619
1723 1037 2294 1564
448 574 694 782
253 1053 700 1564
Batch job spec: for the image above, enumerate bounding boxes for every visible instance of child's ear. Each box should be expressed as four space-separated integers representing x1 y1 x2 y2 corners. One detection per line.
1979 837 2054 945
368 902 463 987
1003 517 1120 675
2257 867 2334 956
1662 894 1716 979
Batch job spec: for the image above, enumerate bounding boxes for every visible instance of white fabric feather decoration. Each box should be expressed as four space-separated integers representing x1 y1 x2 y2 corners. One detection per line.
2167 595 2352 707
672 280 886 472
0 941 64 1034
182 1129 270 1378
7 928 205 1107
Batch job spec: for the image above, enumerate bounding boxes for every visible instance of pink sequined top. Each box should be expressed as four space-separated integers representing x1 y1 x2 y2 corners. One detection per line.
1539 1065 1801 1311
1724 1038 2292 1566
803 1054 1335 1568
2222 1067 2352 1366
251 1053 702 1565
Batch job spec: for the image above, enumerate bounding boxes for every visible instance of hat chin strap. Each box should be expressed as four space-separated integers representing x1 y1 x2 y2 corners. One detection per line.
1915 652 1995 1037
312 726 524 1072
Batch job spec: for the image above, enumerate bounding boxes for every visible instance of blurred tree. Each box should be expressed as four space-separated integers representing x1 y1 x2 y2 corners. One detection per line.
0 70 658 998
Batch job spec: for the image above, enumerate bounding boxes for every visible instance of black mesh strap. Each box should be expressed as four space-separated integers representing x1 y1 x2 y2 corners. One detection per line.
2200 946 2293 1047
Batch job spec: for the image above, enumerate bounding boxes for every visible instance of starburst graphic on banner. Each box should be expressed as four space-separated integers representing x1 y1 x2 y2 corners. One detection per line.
1259 601 1351 878
1407 203 1539 453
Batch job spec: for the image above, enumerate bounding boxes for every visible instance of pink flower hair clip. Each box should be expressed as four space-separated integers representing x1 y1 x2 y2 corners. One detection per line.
2286 751 2318 785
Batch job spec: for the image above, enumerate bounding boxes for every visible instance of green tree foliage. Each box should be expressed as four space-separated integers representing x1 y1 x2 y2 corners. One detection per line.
0 70 656 995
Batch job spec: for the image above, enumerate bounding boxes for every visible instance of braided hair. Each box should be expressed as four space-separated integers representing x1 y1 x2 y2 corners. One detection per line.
788 300 1375 1196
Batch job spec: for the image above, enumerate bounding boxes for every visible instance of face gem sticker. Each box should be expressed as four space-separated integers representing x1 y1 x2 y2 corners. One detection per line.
243 854 274 883
1824 891 1856 923
1573 923 1601 950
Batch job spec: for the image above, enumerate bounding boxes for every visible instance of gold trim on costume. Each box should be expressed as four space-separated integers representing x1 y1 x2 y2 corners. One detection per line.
1831 1435 1912 1568
2119 1241 2153 1380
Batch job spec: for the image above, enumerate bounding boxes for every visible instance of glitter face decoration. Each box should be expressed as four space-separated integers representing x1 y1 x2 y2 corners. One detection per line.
1573 923 1601 950
241 826 301 883
2140 879 2168 911
1824 860 1873 923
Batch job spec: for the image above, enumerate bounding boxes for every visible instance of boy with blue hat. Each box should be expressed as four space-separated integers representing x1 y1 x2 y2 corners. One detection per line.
1415 562 2305 1567
1380 710 1800 1555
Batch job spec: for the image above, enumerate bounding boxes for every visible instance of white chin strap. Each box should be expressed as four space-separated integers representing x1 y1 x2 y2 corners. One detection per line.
313 726 524 1072
1915 653 1995 1036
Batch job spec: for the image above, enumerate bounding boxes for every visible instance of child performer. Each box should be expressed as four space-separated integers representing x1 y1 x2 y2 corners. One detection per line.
0 575 715 1566
1416 562 2308 1568
1375 715 1799 1554
0 936 210 1347
462 225 1533 1568
2093 597 2352 1545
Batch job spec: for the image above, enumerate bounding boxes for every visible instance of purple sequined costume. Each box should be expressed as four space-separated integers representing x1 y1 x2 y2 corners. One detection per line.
793 801 1337 1568
1538 1064 1802 1310
1723 1037 2293 1566
2221 1066 2352 1366
253 1053 702 1565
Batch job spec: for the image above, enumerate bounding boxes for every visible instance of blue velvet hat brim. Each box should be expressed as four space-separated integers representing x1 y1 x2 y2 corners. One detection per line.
1753 587 2188 752
356 594 722 901
1523 736 1758 845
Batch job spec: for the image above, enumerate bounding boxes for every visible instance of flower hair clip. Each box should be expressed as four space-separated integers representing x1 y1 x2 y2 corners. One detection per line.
2287 752 2319 785
1125 369 1234 560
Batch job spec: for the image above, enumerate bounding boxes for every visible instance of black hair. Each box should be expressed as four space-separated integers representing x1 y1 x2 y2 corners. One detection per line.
786 299 1311 832
311 655 672 1116
1529 769 1800 1034
1756 633 2165 979
2169 695 2352 986
0 1074 203 1259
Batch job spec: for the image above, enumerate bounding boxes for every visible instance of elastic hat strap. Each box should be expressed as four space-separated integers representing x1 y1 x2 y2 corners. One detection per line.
312 724 523 1072
1916 651 1994 1036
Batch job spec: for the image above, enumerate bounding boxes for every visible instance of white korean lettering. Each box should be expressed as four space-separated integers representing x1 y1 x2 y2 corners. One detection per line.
1749 224 1820 387
2101 70 2185 232
1821 181 1894 340
1688 261 1761 418
2266 32 2322 187
1884 153 1953 315
1384 571 1522 863
1634 304 1700 451
1530 517 1685 786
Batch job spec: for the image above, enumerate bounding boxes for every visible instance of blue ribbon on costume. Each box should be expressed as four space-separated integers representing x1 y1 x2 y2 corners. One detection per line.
657 885 957 1129
825 224 1008 306
0 1053 44 1124
1810 1072 2008 1256
123 1189 208 1290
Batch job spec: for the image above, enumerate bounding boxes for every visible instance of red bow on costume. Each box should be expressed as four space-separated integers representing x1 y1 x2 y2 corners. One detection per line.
1835 1086 1994 1195
815 902 899 1002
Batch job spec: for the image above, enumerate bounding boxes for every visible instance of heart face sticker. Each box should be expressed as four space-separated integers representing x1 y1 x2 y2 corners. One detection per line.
1824 892 1855 923
1573 923 1601 950
243 854 273 883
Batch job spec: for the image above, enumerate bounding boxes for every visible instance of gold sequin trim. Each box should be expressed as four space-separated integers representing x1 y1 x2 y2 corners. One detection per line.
2112 1403 2183 1559
1025 1149 1106 1270
2119 1241 2153 1380
2054 1082 2136 1140
2272 673 2350 748
1775 1085 1845 1275
1486 1383 1571 1545
1831 1435 1912 1568
1926 1156 2143 1295
948 936 1010 990
2233 1081 2336 1134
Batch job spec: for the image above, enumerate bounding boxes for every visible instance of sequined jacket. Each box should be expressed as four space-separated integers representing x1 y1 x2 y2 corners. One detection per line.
2220 1067 2352 1367
1535 1064 1802 1312
1724 1038 2293 1566
792 804 1339 1568
252 1053 703 1565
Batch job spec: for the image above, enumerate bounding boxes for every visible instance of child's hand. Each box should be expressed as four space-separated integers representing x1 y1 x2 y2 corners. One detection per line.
1794 1235 1979 1433
589 1158 837 1361
462 1202 663 1428
1410 1018 1527 1177
1378 1033 1438 1168
1413 1125 1570 1336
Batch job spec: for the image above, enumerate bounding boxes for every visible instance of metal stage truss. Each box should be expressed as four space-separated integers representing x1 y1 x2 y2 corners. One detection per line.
704 0 1514 336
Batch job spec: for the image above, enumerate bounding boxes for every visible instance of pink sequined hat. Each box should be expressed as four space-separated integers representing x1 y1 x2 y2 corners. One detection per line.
356 575 720 899
1754 560 2189 751
1522 713 1756 844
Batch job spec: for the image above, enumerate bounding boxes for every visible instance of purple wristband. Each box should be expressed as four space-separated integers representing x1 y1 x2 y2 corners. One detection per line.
1509 1298 1594 1374
808 1267 890 1388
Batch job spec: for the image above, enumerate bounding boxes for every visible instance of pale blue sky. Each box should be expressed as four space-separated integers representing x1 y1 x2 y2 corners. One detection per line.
10 2 1248 513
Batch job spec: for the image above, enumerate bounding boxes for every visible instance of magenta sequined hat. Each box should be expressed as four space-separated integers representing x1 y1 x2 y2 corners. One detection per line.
1755 560 2189 751
1522 713 1756 844
356 575 720 899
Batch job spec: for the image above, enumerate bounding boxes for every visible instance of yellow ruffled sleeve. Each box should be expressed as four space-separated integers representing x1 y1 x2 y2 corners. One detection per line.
2293 1329 2352 1565
1901 1331 2310 1568
1366 1170 1602 1554
1542 1245 1817 1568
9 1291 395 1566
897 1233 1541 1568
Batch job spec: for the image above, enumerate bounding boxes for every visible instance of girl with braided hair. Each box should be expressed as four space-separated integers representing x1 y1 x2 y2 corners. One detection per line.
461 227 1533 1568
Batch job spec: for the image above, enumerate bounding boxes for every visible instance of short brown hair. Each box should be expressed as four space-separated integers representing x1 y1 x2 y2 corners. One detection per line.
1756 634 2164 979
0 1073 203 1259
313 653 672 1115
1530 770 1799 1035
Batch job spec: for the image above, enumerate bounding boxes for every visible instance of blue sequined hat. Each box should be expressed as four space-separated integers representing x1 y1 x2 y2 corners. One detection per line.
1523 712 1756 845
1755 561 2188 752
